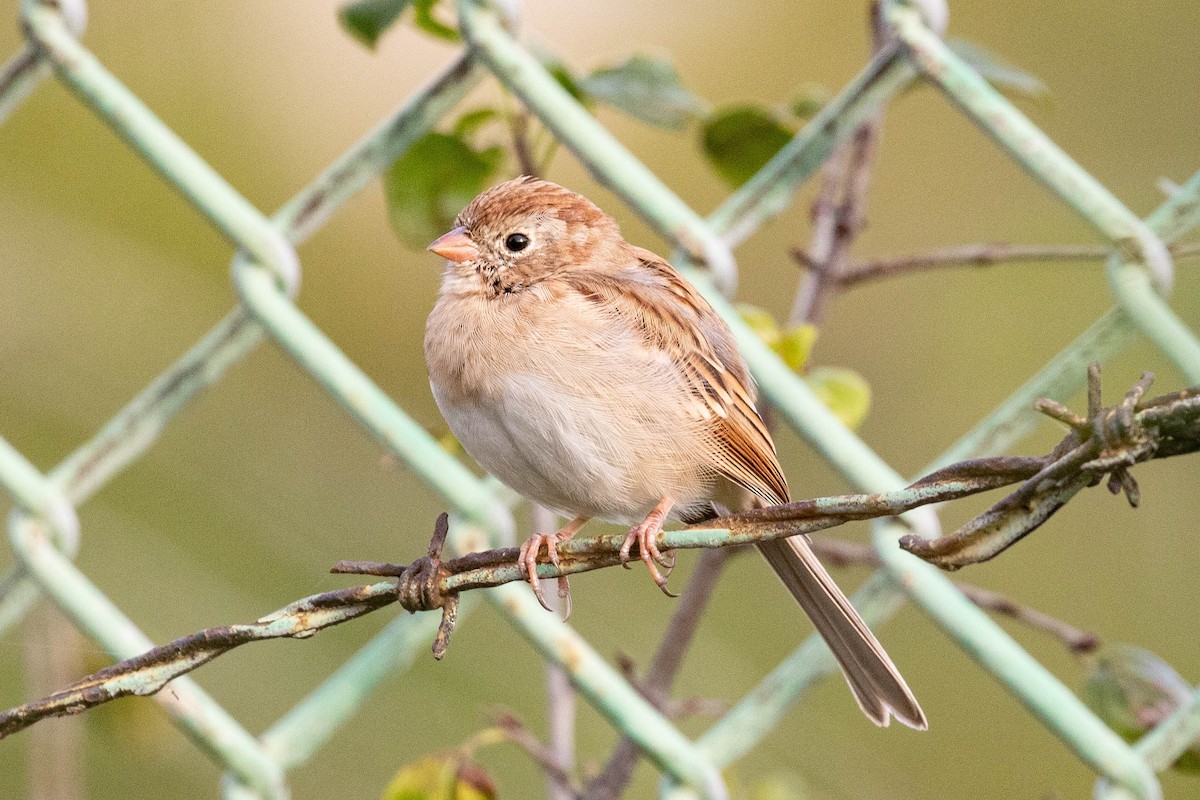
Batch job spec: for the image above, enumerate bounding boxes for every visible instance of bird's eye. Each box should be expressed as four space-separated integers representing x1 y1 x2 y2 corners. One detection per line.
504 233 530 252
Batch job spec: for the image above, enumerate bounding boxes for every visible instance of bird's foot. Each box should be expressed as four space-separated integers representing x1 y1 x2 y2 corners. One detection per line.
619 500 678 597
518 517 588 617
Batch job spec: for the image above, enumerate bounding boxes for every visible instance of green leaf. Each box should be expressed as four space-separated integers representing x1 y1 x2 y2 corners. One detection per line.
806 367 871 429
580 54 707 130
451 108 499 143
1082 644 1200 772
384 132 503 249
947 38 1050 101
790 83 829 120
535 50 591 105
380 755 495 800
735 306 817 373
735 303 781 347
774 325 817 373
339 0 409 49
700 105 794 187
436 429 464 457
412 0 459 42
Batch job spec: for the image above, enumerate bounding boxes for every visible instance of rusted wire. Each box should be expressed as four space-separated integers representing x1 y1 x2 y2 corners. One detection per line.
899 366 1200 568
1 367 1195 741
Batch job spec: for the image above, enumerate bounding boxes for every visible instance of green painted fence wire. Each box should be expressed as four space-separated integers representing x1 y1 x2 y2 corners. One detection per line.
0 0 1196 798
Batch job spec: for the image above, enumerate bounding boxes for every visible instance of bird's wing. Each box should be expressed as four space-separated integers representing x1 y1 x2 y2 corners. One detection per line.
562 246 789 506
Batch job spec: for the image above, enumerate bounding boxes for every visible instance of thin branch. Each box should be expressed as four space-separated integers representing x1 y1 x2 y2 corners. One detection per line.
658 695 729 720
614 654 730 719
956 583 1099 654
641 548 733 697
614 655 730 719
544 664 575 800
809 538 1099 653
1 371 1196 740
790 144 849 325
24 605 85 800
583 547 733 800
792 240 1200 291
808 117 883 322
533 503 576 800
789 3 889 326
495 714 584 799
511 109 540 178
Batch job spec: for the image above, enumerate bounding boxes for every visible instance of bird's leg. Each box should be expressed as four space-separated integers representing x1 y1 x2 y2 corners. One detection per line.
518 515 589 615
619 497 678 596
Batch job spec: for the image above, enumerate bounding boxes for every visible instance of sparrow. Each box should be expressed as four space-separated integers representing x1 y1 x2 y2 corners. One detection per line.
424 176 926 729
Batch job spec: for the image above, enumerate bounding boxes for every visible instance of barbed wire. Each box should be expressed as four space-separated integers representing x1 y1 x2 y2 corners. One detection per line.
4 1 1199 796
1 366 1194 741
900 365 1200 568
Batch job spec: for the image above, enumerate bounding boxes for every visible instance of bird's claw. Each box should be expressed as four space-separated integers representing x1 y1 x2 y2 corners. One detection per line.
518 532 572 617
619 522 678 597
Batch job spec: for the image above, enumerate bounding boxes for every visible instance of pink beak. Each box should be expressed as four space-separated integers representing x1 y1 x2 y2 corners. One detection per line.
428 226 479 263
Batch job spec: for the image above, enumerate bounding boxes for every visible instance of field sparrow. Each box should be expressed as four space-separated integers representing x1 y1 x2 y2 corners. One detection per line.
424 177 925 729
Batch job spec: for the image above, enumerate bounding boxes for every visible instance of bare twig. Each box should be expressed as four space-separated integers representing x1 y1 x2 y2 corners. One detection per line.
511 109 540 178
790 145 850 325
790 117 883 326
809 539 1099 653
614 655 730 719
784 1 1196 321
639 548 733 701
584 547 733 800
24 605 85 800
495 714 584 799
2 370 1195 741
793 240 1200 291
533 503 576 800
956 583 1099 654
544 665 575 800
660 695 729 719
807 118 884 324
789 4 889 326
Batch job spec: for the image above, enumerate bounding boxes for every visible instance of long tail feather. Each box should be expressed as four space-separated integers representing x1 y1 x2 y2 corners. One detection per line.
756 536 927 730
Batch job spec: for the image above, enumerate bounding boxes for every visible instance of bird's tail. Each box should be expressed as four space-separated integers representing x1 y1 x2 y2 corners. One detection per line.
755 535 927 729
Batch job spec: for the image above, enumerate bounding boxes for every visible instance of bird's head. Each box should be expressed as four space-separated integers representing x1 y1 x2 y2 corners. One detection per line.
428 177 626 295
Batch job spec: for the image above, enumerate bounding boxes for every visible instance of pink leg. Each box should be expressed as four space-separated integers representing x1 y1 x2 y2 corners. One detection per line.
518 516 588 615
619 497 678 596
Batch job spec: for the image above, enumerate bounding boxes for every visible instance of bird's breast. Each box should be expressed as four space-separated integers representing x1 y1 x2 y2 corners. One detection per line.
424 289 715 521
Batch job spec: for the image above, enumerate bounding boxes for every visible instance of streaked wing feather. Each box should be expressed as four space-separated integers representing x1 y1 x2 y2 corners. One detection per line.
565 247 789 506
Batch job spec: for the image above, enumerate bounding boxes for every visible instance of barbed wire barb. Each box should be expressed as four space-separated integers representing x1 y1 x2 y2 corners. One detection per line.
2 0 1199 796
2 367 1196 742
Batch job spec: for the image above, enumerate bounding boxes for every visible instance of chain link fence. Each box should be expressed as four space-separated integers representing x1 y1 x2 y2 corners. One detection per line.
1 0 1198 797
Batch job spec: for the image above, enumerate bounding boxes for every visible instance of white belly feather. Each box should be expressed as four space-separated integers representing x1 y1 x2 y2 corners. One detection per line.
431 372 641 520
426 290 715 523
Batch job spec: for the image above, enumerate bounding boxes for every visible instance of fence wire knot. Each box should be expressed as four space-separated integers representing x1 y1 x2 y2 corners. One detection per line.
396 513 451 614
333 512 461 658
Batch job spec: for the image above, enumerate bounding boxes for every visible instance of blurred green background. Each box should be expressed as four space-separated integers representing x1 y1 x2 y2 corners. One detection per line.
1 1 1197 798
